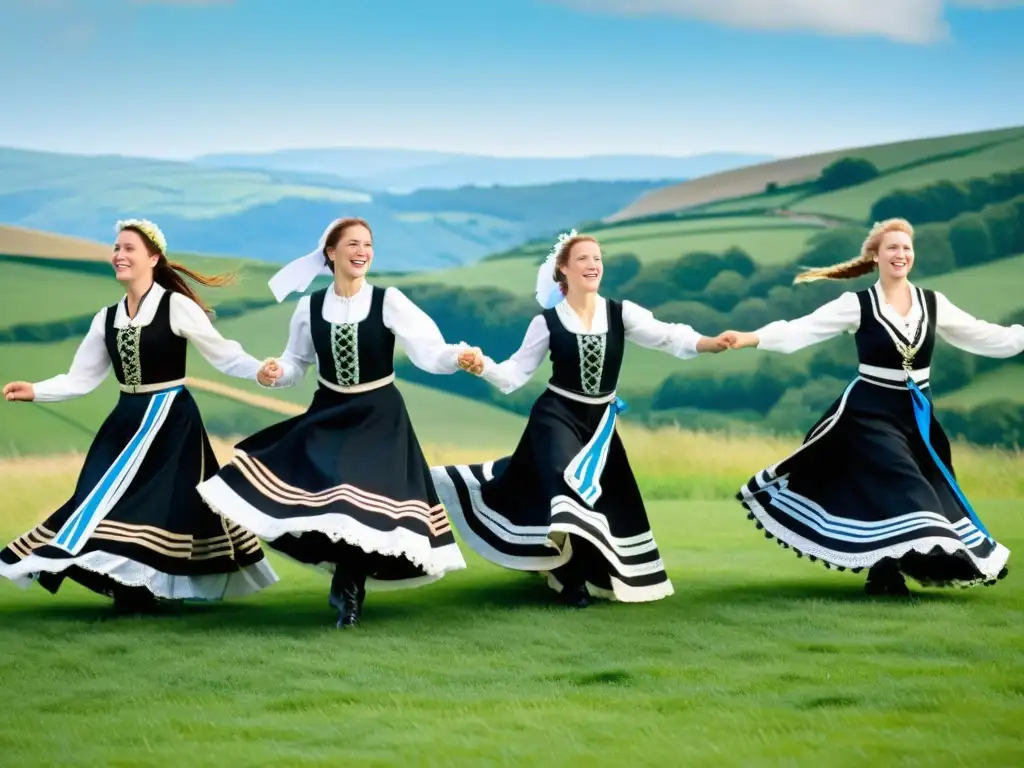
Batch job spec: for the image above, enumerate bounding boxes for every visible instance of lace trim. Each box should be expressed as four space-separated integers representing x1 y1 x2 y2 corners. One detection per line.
330 323 359 386
738 491 1010 589
116 325 142 387
576 333 606 395
1 551 279 600
197 477 467 578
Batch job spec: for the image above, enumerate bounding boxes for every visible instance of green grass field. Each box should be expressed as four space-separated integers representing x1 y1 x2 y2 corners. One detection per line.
1 433 1022 765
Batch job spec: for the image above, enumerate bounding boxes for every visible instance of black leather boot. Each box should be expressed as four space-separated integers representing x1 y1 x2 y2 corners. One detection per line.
558 580 590 608
865 560 910 597
329 568 365 628
111 584 158 615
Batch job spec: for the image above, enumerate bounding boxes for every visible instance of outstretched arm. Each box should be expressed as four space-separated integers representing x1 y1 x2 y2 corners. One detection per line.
170 294 266 381
475 315 550 394
384 287 471 375
724 292 861 353
935 292 1024 358
18 310 112 402
622 301 728 357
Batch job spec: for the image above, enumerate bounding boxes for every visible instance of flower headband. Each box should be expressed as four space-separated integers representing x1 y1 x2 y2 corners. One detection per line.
116 218 167 255
534 228 577 309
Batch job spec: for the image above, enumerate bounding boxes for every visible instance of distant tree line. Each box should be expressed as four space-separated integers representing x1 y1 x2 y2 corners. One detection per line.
870 168 1024 225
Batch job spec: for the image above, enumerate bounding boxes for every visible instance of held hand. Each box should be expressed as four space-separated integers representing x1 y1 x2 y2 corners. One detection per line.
257 359 283 387
457 347 485 376
697 334 731 354
3 381 35 402
720 330 759 350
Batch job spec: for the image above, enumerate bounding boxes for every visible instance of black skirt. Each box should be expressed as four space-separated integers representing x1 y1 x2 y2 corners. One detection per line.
738 378 1009 587
431 388 673 602
197 382 466 590
0 386 278 599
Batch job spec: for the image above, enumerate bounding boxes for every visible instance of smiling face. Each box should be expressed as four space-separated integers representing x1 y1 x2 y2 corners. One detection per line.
111 228 159 283
559 238 603 296
873 229 914 281
326 223 373 280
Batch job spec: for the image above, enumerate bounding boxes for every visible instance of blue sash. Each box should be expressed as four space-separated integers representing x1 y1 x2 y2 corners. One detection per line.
563 397 627 507
907 378 991 541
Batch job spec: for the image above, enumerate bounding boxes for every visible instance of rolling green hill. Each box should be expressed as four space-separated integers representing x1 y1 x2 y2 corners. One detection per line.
608 125 1024 222
2 123 1023 455
379 125 1024 447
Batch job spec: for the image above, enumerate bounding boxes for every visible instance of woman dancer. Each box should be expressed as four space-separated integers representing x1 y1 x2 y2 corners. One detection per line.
723 218 1022 595
197 217 474 629
431 230 729 606
0 219 278 612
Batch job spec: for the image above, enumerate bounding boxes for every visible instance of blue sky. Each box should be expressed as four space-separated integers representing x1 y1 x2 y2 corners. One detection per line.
1 0 1022 159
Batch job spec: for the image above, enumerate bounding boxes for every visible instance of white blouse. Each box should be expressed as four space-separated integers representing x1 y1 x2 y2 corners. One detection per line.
756 282 1024 358
31 283 265 403
270 282 468 387
479 296 703 394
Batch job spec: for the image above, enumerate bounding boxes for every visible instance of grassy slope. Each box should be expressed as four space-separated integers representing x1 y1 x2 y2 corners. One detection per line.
0 224 113 261
1 436 1022 765
0 261 121 326
922 254 1024 319
937 367 1024 408
610 125 1024 221
792 135 1024 219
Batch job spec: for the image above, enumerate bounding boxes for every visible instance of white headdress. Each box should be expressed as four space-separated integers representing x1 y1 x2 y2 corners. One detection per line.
535 229 576 309
267 218 345 302
116 218 167 255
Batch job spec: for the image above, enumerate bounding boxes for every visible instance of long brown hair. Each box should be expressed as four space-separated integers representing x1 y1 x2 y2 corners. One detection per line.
794 218 914 283
122 225 236 314
322 217 373 272
552 234 599 295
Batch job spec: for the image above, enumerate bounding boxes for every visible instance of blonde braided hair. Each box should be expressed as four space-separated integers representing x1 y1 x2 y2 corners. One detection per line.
794 218 914 283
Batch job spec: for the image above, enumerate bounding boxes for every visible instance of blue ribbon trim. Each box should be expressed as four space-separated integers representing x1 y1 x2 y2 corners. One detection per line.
907 378 992 541
566 397 628 505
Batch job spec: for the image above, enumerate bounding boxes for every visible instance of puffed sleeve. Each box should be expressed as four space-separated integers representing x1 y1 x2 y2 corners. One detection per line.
477 315 550 394
934 292 1024 358
755 292 861 354
169 293 264 380
269 296 317 388
31 309 112 402
622 300 701 359
382 287 469 374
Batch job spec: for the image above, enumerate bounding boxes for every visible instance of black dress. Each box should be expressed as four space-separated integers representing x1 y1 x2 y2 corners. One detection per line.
431 299 673 603
738 286 1010 588
197 286 467 590
0 290 278 600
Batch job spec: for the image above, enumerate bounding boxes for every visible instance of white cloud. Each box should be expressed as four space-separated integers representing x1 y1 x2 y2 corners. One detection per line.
546 0 1023 44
